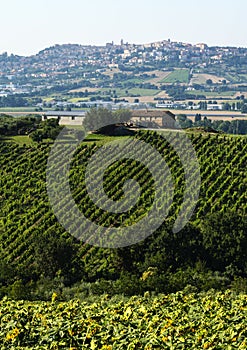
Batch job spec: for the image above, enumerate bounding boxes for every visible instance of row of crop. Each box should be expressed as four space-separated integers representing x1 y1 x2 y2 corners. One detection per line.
1 290 247 349
1 132 246 267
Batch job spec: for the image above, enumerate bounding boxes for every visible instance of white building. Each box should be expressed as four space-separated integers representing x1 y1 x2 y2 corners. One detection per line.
207 104 223 111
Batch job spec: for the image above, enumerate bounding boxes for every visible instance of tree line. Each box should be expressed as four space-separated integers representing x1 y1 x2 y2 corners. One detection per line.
177 114 247 134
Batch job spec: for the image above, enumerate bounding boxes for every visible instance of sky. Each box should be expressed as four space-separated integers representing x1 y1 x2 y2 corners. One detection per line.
1 0 246 56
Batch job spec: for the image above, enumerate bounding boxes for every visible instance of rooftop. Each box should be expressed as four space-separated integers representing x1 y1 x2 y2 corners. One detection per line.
131 110 175 119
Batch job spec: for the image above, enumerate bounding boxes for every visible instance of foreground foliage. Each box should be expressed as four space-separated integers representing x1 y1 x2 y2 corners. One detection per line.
1 290 247 349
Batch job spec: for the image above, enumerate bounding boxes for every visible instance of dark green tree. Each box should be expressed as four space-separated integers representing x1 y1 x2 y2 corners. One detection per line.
195 113 202 123
200 211 247 274
241 104 247 113
32 232 83 285
83 108 131 132
206 79 213 85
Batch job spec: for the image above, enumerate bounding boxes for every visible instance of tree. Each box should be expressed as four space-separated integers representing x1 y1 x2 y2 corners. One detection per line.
241 104 247 114
177 114 187 122
83 107 131 132
30 129 43 142
200 211 247 274
195 113 202 123
176 114 192 128
206 79 213 85
143 222 203 273
236 102 241 110
114 109 132 123
199 101 207 110
203 116 211 127
223 102 231 111
33 232 83 285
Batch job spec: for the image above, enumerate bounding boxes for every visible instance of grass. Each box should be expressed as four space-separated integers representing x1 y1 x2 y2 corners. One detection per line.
239 74 247 82
0 107 37 112
122 77 145 84
0 135 35 145
0 129 133 147
191 73 227 85
187 90 236 97
42 97 56 102
224 73 242 83
45 129 133 145
68 97 89 103
160 69 190 84
96 87 159 97
127 88 159 96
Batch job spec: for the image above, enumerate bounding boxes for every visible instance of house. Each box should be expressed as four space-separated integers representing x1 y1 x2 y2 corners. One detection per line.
207 104 223 111
42 109 176 129
130 110 176 128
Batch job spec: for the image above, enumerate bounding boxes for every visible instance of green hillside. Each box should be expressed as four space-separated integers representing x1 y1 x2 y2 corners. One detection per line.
0 130 246 299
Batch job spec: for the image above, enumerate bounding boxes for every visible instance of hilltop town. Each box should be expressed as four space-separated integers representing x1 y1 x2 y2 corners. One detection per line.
0 39 247 111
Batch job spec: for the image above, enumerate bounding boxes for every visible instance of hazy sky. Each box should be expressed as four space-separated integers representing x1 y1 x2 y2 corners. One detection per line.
1 0 246 56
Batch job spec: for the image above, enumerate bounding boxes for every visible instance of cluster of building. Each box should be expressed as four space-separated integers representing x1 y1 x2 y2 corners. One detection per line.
38 99 225 112
0 39 246 97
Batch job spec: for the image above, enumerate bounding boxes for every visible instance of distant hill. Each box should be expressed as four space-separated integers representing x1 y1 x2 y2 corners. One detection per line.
0 39 247 107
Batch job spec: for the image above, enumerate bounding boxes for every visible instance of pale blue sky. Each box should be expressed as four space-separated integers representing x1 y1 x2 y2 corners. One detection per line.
1 0 246 56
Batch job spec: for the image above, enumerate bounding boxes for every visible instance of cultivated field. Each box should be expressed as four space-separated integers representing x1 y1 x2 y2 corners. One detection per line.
160 69 190 84
1 291 247 349
190 73 228 85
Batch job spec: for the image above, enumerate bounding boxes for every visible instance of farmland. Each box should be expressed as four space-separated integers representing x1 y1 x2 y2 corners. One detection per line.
0 124 247 348
1 40 247 110
186 90 237 98
0 130 246 293
159 69 190 84
190 73 228 85
1 290 247 349
1 29 247 350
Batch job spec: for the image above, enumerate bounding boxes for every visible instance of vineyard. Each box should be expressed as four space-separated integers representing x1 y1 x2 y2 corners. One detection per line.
0 129 247 347
1 131 246 267
1 290 247 349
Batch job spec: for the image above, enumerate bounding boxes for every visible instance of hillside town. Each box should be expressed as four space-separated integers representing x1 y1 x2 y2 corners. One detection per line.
0 39 247 94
